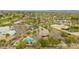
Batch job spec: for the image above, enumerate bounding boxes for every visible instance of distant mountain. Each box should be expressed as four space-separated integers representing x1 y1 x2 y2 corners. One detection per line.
0 10 79 12
21 10 79 12
47 10 79 12
24 10 79 12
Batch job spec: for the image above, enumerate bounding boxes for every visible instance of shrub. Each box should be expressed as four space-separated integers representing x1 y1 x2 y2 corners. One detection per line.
61 32 70 37
15 41 26 49
0 39 6 47
37 39 49 47
33 41 41 49
47 27 52 32
5 33 10 38
48 37 60 46
35 37 61 48
32 30 37 35
65 35 77 44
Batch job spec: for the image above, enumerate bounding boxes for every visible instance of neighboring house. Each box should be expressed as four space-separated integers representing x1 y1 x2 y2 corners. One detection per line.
53 20 71 25
0 26 16 36
12 20 29 34
36 27 49 39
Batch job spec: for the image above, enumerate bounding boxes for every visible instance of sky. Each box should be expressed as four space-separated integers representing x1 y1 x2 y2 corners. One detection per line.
0 0 79 10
